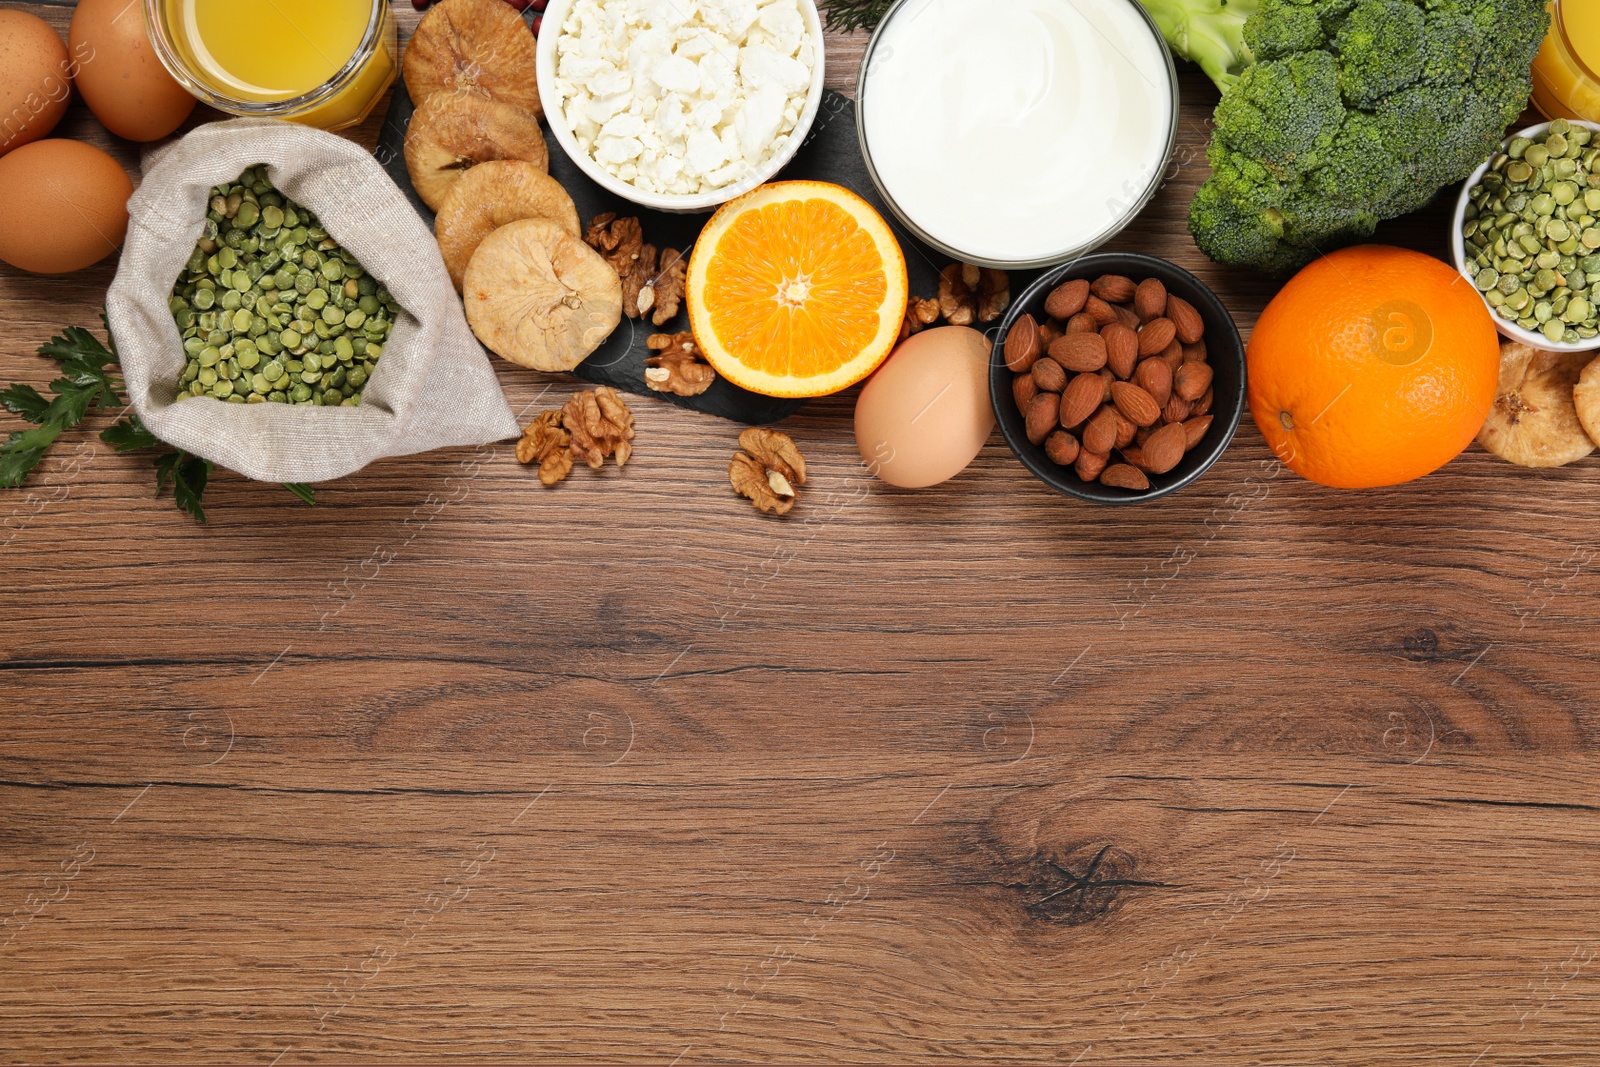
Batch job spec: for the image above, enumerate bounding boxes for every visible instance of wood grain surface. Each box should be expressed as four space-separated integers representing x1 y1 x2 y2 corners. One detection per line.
4 3 1599 1065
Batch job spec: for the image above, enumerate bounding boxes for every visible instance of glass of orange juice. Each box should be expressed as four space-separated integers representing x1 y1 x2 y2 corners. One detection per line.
143 0 398 132
1533 0 1600 123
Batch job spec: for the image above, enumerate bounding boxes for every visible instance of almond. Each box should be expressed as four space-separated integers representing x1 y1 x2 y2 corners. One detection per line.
1082 406 1119 455
1163 393 1192 424
1004 313 1041 372
1137 316 1177 357
1133 357 1173 407
1112 303 1141 331
1074 449 1109 482
1100 463 1150 491
1049 332 1107 373
1059 372 1103 429
1025 392 1060 445
1085 294 1117 326
1161 339 1184 370
1039 320 1062 348
1134 425 1152 446
1101 323 1138 379
1174 361 1213 402
1013 372 1037 411
1182 415 1214 450
1112 409 1137 449
1031 356 1068 393
1166 294 1205 344
1120 445 1149 471
1044 430 1080 466
1182 338 1208 363
1110 380 1161 427
1134 278 1167 322
1065 312 1097 334
1044 278 1090 319
1142 422 1188 474
1091 274 1136 303
1194 387 1214 416
1098 368 1115 403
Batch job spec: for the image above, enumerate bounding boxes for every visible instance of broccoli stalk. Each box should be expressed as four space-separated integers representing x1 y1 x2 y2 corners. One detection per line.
1136 0 1551 275
1138 0 1260 90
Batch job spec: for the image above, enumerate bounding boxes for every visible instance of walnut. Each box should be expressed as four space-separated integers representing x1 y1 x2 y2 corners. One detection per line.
939 263 1011 326
584 214 686 324
638 248 686 326
583 212 642 263
515 410 575 486
728 427 806 515
645 332 716 396
562 385 636 469
898 295 941 342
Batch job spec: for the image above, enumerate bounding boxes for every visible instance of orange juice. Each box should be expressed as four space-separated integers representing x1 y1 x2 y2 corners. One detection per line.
145 0 398 130
1533 0 1600 123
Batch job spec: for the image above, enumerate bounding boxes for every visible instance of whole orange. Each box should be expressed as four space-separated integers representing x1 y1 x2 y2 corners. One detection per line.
1247 245 1500 488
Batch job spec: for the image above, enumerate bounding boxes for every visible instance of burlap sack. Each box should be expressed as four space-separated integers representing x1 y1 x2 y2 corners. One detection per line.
106 119 520 483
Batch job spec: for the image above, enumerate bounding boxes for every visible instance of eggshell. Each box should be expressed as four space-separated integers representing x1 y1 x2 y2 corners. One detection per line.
0 11 72 157
854 326 996 488
70 0 196 142
0 140 133 274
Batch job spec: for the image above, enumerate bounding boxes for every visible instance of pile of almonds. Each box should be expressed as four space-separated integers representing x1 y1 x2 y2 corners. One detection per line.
1006 274 1215 491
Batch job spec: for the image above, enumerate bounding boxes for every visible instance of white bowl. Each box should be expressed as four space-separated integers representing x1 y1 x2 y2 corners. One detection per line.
535 0 827 215
1452 119 1600 353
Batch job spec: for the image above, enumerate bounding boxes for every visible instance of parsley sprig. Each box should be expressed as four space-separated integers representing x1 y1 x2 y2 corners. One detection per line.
0 319 315 522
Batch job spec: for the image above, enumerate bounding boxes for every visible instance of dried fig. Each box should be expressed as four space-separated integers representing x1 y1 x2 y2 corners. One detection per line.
1476 341 1594 468
436 160 579 291
462 218 622 372
404 92 548 212
403 0 542 117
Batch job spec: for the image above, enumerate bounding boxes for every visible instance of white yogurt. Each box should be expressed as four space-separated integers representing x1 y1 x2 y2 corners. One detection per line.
860 0 1174 266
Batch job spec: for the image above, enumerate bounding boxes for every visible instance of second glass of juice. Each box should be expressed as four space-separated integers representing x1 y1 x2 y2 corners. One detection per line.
144 0 399 131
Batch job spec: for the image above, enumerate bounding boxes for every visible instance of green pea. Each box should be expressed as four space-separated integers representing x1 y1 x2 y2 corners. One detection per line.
281 329 302 349
250 373 271 394
1544 318 1568 343
306 288 328 310
290 383 313 402
193 289 215 310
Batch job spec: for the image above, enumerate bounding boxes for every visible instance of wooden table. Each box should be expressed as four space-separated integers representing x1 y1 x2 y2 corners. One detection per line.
4 3 1598 1064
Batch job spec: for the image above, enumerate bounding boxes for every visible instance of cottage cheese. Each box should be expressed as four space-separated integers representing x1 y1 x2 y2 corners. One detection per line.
552 0 816 196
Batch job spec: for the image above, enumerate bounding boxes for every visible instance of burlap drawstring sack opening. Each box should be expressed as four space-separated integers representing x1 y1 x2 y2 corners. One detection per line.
107 118 521 484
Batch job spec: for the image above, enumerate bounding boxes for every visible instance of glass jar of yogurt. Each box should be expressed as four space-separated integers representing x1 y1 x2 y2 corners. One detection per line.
857 0 1178 269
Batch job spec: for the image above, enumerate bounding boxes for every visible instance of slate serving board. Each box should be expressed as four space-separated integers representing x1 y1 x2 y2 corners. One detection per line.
377 83 1031 425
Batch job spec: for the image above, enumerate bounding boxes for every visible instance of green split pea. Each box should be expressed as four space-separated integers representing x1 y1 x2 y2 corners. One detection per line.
168 166 398 407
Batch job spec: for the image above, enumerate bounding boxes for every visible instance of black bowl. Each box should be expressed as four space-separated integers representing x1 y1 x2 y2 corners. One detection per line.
989 253 1246 504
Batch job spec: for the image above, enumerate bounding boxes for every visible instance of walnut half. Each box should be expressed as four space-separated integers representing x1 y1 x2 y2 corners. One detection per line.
939 263 1011 326
729 427 807 515
645 332 716 396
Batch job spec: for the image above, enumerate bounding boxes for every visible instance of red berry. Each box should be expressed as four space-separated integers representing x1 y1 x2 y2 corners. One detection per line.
531 13 542 33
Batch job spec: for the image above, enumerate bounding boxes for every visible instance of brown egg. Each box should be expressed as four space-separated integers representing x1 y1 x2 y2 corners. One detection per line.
70 0 196 142
854 326 997 489
0 11 72 157
0 140 133 274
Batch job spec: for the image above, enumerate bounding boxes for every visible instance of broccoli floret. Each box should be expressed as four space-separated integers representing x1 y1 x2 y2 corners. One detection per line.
1137 0 1550 275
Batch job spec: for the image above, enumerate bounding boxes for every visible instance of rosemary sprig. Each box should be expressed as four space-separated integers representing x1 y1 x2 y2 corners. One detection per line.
820 0 894 32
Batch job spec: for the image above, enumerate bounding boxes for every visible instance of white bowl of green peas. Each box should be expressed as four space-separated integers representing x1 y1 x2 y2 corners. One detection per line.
1454 118 1600 353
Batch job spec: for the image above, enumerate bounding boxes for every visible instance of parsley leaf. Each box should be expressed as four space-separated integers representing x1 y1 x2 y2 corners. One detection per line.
169 453 212 524
101 415 161 453
0 424 64 488
0 384 51 423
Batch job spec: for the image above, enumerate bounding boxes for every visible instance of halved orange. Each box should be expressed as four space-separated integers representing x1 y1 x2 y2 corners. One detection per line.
687 181 909 398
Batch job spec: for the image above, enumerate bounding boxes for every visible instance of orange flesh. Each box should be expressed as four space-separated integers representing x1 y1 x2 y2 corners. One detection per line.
703 197 888 378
